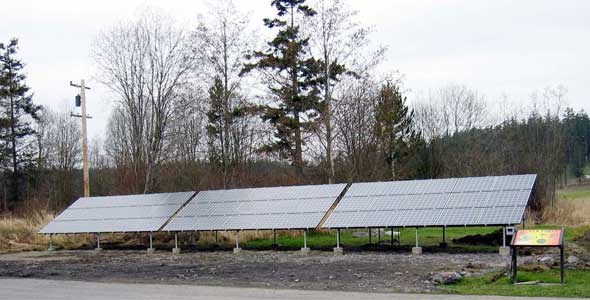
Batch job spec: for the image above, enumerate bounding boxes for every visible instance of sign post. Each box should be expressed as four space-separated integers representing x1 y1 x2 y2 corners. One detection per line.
511 228 565 285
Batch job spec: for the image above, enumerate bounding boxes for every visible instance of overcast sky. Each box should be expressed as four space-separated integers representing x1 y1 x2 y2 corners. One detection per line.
2 0 589 139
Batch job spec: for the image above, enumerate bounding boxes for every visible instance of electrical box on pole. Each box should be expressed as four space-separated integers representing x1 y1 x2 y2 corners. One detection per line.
70 80 91 197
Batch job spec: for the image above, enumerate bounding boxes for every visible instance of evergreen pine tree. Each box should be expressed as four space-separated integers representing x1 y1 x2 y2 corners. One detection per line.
374 81 420 180
0 39 41 204
242 0 322 176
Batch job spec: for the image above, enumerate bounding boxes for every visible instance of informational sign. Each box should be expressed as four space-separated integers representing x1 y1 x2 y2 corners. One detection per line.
511 228 565 285
512 229 563 247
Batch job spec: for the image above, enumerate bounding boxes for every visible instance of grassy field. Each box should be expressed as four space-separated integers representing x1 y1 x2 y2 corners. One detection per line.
444 269 590 298
547 184 590 226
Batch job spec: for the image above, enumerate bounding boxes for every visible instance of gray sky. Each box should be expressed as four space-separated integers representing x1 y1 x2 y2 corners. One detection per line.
2 0 589 139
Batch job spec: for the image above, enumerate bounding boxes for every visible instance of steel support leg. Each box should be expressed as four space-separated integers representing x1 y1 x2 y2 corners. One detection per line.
48 234 54 251
234 231 241 254
334 228 343 255
391 227 394 246
440 226 448 248
412 228 422 255
368 228 372 244
301 229 310 254
146 233 155 254
172 233 180 254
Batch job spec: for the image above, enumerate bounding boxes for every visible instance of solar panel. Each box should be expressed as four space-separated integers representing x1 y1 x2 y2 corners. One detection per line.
164 184 347 231
39 192 196 234
323 174 536 228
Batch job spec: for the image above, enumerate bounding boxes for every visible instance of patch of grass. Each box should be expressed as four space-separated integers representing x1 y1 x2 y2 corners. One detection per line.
243 227 500 252
558 188 590 202
444 269 590 297
243 225 589 253
545 186 590 226
0 213 92 253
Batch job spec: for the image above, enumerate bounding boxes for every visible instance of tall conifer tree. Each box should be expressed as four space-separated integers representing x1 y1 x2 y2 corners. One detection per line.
242 0 322 176
0 39 40 204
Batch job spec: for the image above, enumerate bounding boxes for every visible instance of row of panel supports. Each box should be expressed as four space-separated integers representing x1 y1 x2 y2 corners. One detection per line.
46 226 513 256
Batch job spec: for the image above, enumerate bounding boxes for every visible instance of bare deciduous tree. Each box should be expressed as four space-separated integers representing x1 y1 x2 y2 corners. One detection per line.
93 10 193 193
414 84 487 140
306 0 385 182
192 0 258 188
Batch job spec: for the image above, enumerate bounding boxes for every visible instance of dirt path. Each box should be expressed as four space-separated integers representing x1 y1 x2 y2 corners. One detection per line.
0 250 509 293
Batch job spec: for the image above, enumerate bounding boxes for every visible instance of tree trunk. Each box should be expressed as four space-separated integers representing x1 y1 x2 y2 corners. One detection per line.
9 93 19 203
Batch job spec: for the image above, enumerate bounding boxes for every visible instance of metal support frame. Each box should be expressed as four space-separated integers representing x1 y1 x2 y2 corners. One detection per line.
443 226 446 244
368 228 372 244
97 233 101 249
560 245 565 285
235 231 240 249
503 227 506 247
215 231 218 244
336 229 341 248
415 228 419 247
303 229 308 248
390 227 394 246
378 228 381 244
175 233 178 249
149 233 153 248
511 246 517 283
48 234 54 250
273 229 277 245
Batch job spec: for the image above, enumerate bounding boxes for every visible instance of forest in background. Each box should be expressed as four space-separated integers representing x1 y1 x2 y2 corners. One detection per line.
1 0 589 220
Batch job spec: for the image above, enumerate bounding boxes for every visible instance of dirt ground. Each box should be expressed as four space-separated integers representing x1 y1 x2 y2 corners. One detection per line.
0 249 510 293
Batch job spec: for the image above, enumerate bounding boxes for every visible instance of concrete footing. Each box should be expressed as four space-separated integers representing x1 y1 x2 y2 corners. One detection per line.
499 246 510 256
412 247 422 255
94 247 102 252
233 247 242 254
172 247 181 254
47 247 55 252
333 247 343 255
301 247 310 255
147 248 155 254
439 242 448 248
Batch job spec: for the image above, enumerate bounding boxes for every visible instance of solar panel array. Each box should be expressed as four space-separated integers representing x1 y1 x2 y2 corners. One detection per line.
323 174 536 228
164 184 347 231
39 192 196 234
39 174 536 235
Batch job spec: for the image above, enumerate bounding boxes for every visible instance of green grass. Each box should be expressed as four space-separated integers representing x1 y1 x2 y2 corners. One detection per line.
444 269 590 297
243 227 500 252
242 226 587 251
558 188 590 201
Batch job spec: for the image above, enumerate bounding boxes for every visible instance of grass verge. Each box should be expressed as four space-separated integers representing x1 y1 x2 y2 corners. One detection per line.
444 269 590 297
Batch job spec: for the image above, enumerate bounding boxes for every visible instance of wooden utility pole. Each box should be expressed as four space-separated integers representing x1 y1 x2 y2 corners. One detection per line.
70 80 91 197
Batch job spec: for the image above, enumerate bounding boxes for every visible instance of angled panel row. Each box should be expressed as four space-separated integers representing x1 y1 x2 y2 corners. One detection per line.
323 174 536 228
40 192 196 234
164 184 347 231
